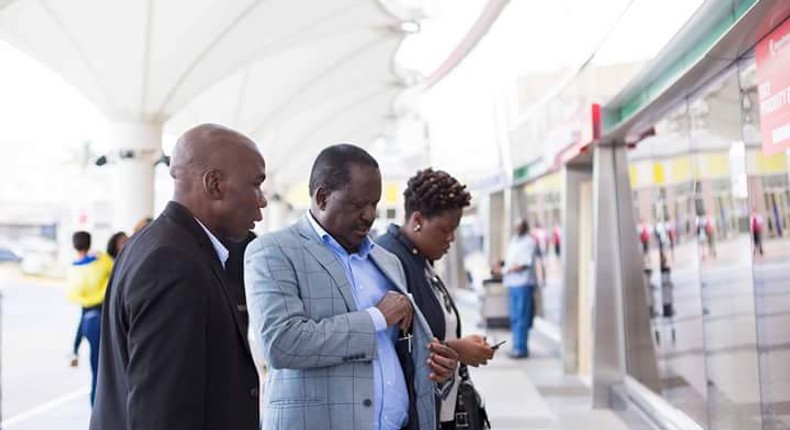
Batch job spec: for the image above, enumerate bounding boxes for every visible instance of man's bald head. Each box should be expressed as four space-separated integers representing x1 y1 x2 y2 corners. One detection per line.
170 123 258 184
170 123 267 240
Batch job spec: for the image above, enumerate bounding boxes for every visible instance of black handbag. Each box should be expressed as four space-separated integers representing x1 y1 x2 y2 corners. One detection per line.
453 364 491 429
429 267 491 430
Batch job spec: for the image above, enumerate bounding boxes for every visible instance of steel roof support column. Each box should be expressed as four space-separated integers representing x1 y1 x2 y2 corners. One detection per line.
591 142 659 407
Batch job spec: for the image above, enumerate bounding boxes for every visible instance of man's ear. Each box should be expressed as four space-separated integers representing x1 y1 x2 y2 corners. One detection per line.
203 168 224 200
314 186 330 211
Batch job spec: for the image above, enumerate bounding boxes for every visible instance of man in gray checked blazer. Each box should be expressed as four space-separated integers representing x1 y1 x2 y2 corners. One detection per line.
245 144 458 430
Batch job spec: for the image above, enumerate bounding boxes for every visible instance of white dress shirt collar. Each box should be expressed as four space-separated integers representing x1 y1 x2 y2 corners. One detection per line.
194 218 229 269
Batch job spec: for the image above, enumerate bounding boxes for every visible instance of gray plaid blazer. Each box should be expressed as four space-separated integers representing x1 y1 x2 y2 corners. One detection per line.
244 215 438 430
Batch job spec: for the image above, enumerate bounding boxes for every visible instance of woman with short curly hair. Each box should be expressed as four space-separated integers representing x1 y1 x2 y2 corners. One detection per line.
376 168 495 430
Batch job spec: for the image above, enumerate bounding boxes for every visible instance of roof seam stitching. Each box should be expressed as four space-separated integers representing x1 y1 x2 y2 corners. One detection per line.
37 0 117 114
176 1 383 131
155 0 268 116
249 34 393 137
139 0 154 121
268 84 392 178
232 67 251 126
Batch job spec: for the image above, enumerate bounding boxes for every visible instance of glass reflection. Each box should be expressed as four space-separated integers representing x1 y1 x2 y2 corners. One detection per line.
742 55 790 430
629 102 709 427
691 68 762 430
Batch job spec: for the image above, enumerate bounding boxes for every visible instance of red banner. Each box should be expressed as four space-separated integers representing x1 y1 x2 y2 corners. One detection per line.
756 18 790 154
552 103 600 168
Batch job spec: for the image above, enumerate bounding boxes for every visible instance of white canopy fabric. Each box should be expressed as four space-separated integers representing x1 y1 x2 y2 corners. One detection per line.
167 24 406 186
0 0 413 187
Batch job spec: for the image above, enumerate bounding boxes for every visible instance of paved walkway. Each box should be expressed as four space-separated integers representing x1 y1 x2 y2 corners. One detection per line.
1 265 92 430
462 307 656 430
468 330 657 430
1 265 657 429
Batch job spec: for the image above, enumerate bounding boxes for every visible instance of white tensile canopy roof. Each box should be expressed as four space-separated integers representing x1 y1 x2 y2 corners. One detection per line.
0 0 415 188
167 24 407 187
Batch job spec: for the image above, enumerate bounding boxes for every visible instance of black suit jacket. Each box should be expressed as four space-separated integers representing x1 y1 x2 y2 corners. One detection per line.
90 202 259 430
222 231 257 332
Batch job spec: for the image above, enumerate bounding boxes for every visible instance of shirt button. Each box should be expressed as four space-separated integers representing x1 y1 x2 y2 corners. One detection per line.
250 387 259 397
363 399 372 407
412 248 418 255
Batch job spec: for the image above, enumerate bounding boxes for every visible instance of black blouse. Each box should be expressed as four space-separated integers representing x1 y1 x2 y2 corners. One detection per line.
376 223 457 341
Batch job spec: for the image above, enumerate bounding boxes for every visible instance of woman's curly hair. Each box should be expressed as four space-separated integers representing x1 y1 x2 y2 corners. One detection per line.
404 168 471 218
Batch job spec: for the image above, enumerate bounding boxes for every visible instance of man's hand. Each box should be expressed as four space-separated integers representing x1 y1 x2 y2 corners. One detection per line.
446 335 494 367
375 291 413 331
427 338 458 383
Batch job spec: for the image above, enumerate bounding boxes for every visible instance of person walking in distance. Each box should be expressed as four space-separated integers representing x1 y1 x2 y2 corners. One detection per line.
65 231 113 406
751 209 765 256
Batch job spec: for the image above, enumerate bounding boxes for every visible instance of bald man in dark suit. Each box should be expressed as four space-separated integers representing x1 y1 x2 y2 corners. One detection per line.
90 124 268 430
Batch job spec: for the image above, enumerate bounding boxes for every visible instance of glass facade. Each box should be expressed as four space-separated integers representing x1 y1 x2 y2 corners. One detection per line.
628 98 710 426
741 53 790 430
626 53 790 429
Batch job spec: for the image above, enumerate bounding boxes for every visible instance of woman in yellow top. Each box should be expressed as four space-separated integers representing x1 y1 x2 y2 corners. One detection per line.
67 231 115 406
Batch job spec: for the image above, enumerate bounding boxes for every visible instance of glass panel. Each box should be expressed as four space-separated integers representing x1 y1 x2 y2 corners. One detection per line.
740 54 790 430
691 68 763 430
628 100 709 427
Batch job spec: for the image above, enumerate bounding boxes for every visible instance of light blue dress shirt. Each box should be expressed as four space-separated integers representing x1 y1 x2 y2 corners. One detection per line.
503 234 540 287
307 212 409 430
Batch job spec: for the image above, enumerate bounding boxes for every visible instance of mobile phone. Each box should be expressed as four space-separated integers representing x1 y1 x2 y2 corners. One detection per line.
491 340 507 350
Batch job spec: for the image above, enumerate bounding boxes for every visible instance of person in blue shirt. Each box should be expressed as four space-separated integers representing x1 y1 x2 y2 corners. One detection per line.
66 231 114 405
503 220 543 358
245 144 458 430
70 231 127 366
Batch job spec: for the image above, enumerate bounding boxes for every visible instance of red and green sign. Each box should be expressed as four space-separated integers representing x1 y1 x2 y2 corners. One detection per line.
756 18 790 154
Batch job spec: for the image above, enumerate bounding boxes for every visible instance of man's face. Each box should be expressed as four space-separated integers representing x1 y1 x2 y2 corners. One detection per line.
216 148 268 241
315 164 381 252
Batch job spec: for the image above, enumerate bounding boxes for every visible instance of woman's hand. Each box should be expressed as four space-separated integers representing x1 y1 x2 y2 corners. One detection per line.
447 335 495 367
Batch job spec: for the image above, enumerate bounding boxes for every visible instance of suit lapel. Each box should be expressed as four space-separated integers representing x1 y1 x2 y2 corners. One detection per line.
370 247 407 294
163 202 250 348
371 246 427 333
206 257 249 345
371 245 435 366
222 232 256 331
296 216 358 311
